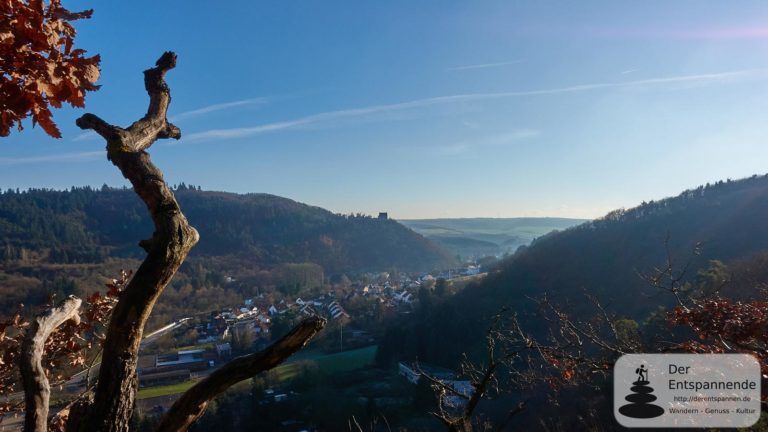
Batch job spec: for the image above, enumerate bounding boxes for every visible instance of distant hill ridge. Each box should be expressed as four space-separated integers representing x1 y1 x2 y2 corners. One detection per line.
0 186 455 273
400 216 587 258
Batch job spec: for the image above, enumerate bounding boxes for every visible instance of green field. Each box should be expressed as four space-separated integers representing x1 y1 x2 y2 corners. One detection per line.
268 344 378 380
137 345 377 400
137 380 199 400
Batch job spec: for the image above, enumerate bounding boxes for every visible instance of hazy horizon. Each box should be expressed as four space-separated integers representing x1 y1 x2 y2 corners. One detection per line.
5 171 759 221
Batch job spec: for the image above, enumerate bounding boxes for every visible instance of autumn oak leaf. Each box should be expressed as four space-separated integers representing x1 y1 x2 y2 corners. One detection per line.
0 0 100 138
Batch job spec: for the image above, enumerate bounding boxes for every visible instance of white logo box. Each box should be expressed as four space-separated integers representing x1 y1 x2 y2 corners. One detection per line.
613 353 761 428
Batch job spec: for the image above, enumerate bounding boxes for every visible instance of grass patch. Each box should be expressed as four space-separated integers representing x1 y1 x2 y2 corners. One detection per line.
137 380 198 400
313 345 377 373
136 345 378 399
273 345 377 380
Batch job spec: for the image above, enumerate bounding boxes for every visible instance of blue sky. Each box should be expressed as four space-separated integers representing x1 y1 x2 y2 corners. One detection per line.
4 1 768 219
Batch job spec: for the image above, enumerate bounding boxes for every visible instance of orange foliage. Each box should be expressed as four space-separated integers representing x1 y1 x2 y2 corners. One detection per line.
0 0 100 138
670 298 768 399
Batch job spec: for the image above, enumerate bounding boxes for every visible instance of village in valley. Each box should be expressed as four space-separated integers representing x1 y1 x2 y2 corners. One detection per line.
82 263 489 418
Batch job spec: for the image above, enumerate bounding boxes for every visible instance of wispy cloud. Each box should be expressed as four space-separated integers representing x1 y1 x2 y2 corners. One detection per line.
0 151 103 165
170 97 268 122
447 60 525 71
621 69 638 75
184 68 767 143
73 130 97 142
69 97 268 142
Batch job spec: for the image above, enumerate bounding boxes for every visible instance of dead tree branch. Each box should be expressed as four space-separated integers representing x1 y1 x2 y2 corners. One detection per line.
155 316 326 432
636 232 702 311
74 51 199 432
19 296 81 432
419 312 533 432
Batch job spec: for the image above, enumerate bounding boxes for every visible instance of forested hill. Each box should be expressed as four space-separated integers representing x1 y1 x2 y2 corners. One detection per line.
0 186 455 273
379 174 768 366
479 174 768 316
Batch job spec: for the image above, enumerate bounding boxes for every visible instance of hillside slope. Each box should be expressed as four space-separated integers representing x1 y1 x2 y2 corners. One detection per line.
0 186 455 273
485 175 768 314
381 174 768 367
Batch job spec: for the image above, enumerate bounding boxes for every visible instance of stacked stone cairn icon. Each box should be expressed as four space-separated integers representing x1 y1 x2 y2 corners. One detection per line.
619 378 665 418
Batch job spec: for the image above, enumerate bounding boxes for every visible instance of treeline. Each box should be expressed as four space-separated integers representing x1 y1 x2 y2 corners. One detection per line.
0 186 455 273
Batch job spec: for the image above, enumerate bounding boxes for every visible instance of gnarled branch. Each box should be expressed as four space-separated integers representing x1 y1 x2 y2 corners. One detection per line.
19 296 81 432
74 52 198 432
155 316 326 432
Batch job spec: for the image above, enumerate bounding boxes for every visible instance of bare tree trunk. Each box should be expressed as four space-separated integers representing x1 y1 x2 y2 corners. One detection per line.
156 316 325 432
74 52 198 432
446 418 472 432
19 296 81 432
69 52 326 432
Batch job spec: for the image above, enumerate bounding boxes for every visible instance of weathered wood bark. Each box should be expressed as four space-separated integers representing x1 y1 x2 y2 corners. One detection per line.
155 316 326 432
445 418 472 432
51 391 94 432
19 296 82 432
74 52 199 432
